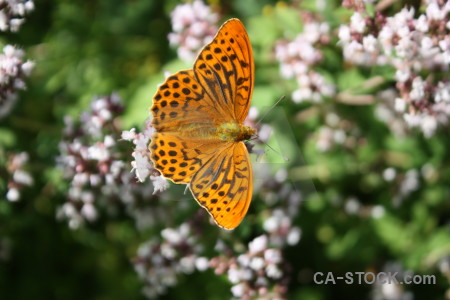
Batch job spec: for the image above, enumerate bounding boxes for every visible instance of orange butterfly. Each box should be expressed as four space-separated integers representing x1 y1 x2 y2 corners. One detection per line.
149 19 255 230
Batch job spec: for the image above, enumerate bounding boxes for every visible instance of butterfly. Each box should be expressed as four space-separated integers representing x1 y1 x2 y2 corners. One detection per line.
149 19 255 230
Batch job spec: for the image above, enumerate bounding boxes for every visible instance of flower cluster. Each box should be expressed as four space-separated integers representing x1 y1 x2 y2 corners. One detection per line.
396 77 450 138
340 164 429 218
0 0 34 32
382 165 429 207
275 17 335 103
339 3 450 70
0 45 35 118
4 151 33 201
259 176 303 246
375 88 410 137
121 120 169 193
210 235 289 299
57 94 167 229
133 222 208 299
339 1 450 137
371 262 414 300
168 0 219 62
206 173 302 299
314 112 362 152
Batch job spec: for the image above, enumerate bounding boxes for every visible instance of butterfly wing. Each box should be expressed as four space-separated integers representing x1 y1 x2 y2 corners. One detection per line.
193 18 254 123
151 134 253 230
151 70 227 132
150 132 223 184
189 142 253 229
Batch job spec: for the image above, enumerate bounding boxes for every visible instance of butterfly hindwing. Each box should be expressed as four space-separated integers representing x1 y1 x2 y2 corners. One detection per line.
150 133 223 184
189 142 253 229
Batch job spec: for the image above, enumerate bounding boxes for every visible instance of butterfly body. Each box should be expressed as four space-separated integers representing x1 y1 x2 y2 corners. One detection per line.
216 123 256 142
149 19 254 229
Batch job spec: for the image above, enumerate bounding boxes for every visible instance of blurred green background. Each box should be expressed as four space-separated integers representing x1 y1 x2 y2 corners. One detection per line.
1 0 449 299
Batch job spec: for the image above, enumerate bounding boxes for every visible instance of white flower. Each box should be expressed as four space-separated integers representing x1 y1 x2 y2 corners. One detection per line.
302 22 328 43
345 197 361 215
434 81 450 103
185 36 201 49
394 98 407 112
87 143 110 161
264 248 282 264
231 283 245 297
227 268 241 284
179 256 196 274
325 113 340 127
73 172 89 186
21 60 35 76
25 1 35 12
248 235 268 254
135 133 150 151
416 14 429 32
395 36 414 58
403 113 421 127
9 18 24 32
121 128 136 140
266 263 282 279
362 35 378 53
344 40 363 60
421 114 437 138
263 215 279 233
169 0 218 62
333 129 346 144
195 257 209 271
383 168 397 181
410 77 426 101
426 2 445 20
6 188 20 201
81 203 98 221
371 205 385 219
237 254 250 267
98 108 112 121
338 25 351 43
250 257 265 271
395 68 411 83
287 226 301 245
151 175 169 194
0 11 8 31
160 243 176 259
103 135 115 147
13 169 33 185
161 227 183 245
350 12 366 33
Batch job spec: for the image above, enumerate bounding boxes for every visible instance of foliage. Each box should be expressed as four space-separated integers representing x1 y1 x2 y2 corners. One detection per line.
1 0 449 299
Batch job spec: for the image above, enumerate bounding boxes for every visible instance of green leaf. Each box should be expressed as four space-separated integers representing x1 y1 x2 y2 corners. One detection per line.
371 213 412 254
0 128 16 147
337 68 367 91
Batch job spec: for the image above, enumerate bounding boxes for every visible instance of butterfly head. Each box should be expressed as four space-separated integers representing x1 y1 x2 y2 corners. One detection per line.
239 124 257 141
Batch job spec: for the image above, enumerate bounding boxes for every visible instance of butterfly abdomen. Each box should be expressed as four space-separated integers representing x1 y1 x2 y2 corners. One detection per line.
216 122 256 142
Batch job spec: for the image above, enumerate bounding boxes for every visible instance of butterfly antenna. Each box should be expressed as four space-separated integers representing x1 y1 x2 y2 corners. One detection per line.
255 95 285 127
264 142 289 161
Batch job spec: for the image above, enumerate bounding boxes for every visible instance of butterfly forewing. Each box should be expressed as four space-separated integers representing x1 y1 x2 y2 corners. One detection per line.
193 18 254 123
151 70 227 132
